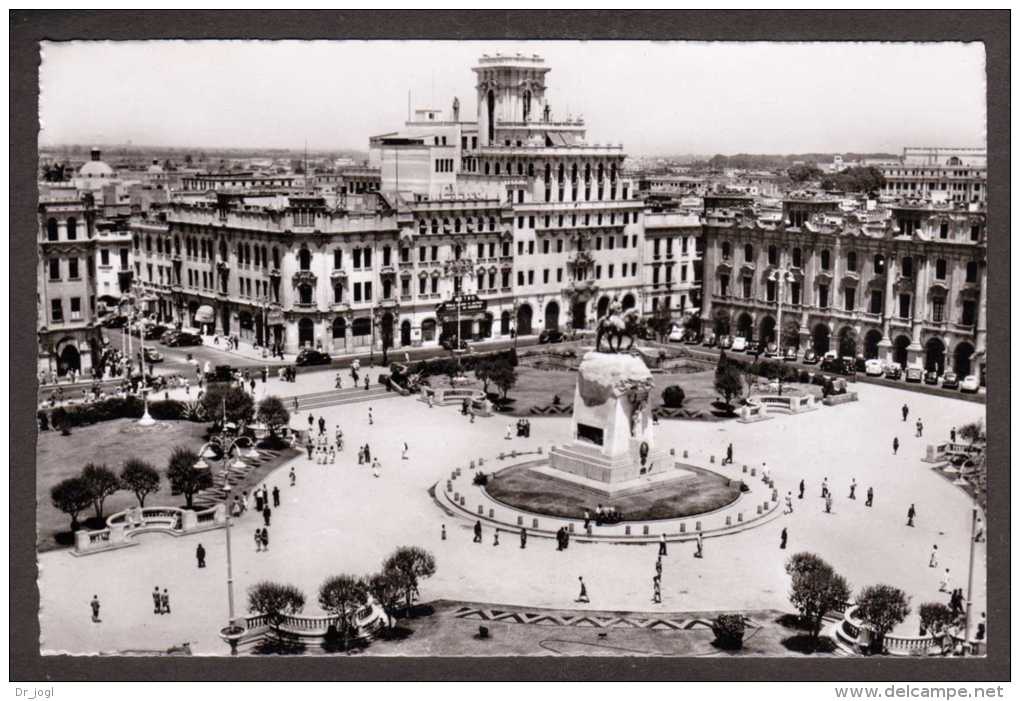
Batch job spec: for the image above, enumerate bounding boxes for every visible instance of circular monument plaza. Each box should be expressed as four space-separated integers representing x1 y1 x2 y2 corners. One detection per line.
37 350 986 656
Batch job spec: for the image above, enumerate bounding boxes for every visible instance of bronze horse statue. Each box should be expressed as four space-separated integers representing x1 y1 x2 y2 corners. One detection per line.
595 307 642 353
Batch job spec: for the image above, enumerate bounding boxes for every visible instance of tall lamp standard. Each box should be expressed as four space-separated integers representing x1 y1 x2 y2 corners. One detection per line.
963 501 978 655
767 267 796 351
442 256 474 369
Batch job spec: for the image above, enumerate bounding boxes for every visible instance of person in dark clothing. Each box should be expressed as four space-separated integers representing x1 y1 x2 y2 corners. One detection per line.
152 586 161 614
306 439 314 460
263 505 271 527
907 503 916 527
893 437 900 455
364 444 371 462
196 543 206 568
473 520 482 543
865 487 874 507
91 595 101 623
902 404 909 422
319 417 326 435
261 528 269 551
724 443 733 465
798 479 805 499
255 490 264 512
272 486 280 507
780 527 788 549
520 527 527 549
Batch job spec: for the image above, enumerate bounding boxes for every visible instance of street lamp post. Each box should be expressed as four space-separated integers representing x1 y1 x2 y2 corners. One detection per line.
767 267 796 351
223 479 236 629
963 503 978 655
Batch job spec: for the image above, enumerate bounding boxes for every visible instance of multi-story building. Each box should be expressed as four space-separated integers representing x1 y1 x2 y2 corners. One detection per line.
878 147 987 205
700 192 987 378
93 216 134 315
37 193 104 376
641 211 703 320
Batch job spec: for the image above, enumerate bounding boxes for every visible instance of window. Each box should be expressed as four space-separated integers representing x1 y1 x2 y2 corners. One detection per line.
899 294 911 319
68 257 79 279
430 278 438 294
962 300 977 326
768 245 778 266
419 246 426 262
721 241 731 259
48 258 60 280
528 241 535 255
334 285 343 304
820 250 831 270
401 247 410 263
556 239 563 253
818 284 829 308
935 259 947 280
792 247 802 268
870 290 883 314
940 222 949 239
353 282 362 302
99 249 109 266
846 251 857 272
680 265 688 282
517 271 525 286
719 274 729 297
542 240 550 254
844 288 856 312
556 268 563 282
299 249 312 271
419 277 426 295
431 246 438 261
608 264 615 278
966 261 978 283
932 297 945 323
766 280 776 302
744 244 754 262
518 241 524 256
66 218 77 240
742 277 752 298
631 262 637 276
542 269 549 284
333 249 343 269
46 218 58 241
791 282 801 305
51 298 63 322
69 297 82 319
970 224 982 242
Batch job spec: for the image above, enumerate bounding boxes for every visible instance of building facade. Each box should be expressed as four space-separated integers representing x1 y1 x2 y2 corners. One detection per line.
878 147 987 205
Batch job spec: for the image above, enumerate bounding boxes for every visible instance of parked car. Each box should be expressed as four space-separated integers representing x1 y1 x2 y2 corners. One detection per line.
864 359 884 376
166 332 203 347
905 367 923 383
142 346 164 363
854 356 867 373
718 334 734 350
923 370 940 385
730 336 748 352
960 375 980 393
702 333 717 348
295 348 332 366
803 349 819 365
143 324 169 340
821 356 855 376
884 365 902 380
538 329 565 345
683 332 703 345
744 340 760 355
942 372 960 390
764 343 779 358
667 326 685 343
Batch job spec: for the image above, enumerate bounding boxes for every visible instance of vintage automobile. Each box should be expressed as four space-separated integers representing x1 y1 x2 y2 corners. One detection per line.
666 326 685 343
923 370 940 385
730 336 748 352
165 332 203 347
142 346 164 363
802 349 820 365
864 359 885 376
295 348 332 366
701 333 717 348
884 365 903 380
783 347 798 362
905 367 923 383
764 343 779 358
941 372 959 389
960 375 980 393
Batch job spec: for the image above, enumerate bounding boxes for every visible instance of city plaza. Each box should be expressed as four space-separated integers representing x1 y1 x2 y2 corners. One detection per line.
38 363 985 655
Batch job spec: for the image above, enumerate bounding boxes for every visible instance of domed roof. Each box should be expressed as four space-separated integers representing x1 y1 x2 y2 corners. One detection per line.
79 159 115 178
147 159 164 174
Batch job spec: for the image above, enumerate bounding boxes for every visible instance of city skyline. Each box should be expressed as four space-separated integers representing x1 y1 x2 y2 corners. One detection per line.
40 40 987 156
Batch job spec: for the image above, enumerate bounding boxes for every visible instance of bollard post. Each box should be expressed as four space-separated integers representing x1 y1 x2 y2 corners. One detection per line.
738 512 744 523
451 470 456 481
683 449 688 459
757 505 762 515
772 489 778 502
624 525 631 535
710 455 715 464
679 522 686 533
516 515 523 526
568 522 575 533
742 464 748 473
477 505 484 515
488 508 495 519
642 525 650 536
725 515 732 526
695 521 702 532
460 496 466 506
446 481 453 492
454 492 460 502
670 448 675 456
532 518 539 529
478 458 485 467
750 468 756 477
469 460 475 470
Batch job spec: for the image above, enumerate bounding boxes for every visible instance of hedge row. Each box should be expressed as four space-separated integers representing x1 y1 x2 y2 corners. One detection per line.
41 397 205 429
402 348 519 381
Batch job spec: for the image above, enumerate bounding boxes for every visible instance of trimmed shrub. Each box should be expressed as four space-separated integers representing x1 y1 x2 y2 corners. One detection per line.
712 614 746 649
661 385 686 408
472 472 489 486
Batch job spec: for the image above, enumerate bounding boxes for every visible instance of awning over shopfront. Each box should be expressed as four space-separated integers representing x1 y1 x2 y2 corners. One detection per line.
194 305 215 324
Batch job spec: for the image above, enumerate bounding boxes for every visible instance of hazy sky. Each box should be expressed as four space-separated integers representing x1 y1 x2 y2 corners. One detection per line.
39 40 986 156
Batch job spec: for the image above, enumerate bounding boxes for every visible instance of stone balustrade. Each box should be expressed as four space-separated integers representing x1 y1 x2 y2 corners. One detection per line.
73 503 226 556
923 441 984 464
835 606 974 656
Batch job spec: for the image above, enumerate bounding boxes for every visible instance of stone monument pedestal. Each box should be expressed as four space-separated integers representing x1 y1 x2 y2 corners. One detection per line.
548 351 677 495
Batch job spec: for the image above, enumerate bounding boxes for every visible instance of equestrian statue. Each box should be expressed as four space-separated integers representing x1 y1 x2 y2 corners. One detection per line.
595 299 643 353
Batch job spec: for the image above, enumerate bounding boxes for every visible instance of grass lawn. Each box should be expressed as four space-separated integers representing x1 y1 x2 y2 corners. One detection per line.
485 463 742 521
36 419 300 552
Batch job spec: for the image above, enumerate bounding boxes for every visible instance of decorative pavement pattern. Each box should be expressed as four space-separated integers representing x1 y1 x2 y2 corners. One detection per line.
451 605 759 633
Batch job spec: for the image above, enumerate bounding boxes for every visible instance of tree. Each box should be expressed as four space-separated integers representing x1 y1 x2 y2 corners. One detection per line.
661 385 686 408
200 383 255 426
785 552 851 640
473 357 495 395
788 164 824 183
855 584 911 652
247 581 306 635
50 476 93 531
490 360 518 401
257 396 290 436
318 574 369 650
166 446 212 509
646 307 674 343
367 571 402 628
714 353 744 412
958 420 986 446
918 602 953 636
821 166 886 194
81 463 121 520
120 459 160 507
382 546 437 615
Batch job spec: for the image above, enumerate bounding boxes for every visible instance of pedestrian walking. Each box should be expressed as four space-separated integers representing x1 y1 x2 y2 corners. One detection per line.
261 528 269 551
306 438 314 460
902 404 909 422
153 586 161 614
725 443 733 465
196 543 206 568
364 375 370 391
289 467 296 486
780 527 788 549
798 479 805 499
335 372 342 390
825 494 833 513
318 416 326 435
821 477 829 499
950 426 957 443
929 544 939 568
907 503 916 527
695 532 704 559
652 575 662 603
371 462 380 478
441 524 447 540
402 442 409 460
785 492 793 514
473 520 483 543
263 505 271 527
272 486 280 507
493 530 500 547
865 486 874 507
916 418 923 437
849 479 857 500
658 533 668 557
358 446 365 465
255 490 264 512
255 528 263 552
974 516 985 542
91 595 101 623
893 437 899 455
368 407 373 425
308 414 314 431
655 555 662 577
577 576 590 604
161 589 171 615
505 424 513 440
939 568 951 592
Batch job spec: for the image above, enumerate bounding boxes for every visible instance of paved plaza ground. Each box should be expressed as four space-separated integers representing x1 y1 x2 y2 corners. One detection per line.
37 376 986 656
